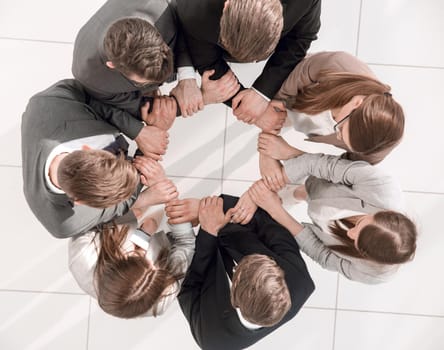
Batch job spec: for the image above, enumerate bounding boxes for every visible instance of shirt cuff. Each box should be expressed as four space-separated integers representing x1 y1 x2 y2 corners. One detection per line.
177 66 196 81
251 87 271 102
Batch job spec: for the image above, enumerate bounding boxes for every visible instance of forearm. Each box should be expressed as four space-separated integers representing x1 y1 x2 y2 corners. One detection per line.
87 95 143 139
166 226 196 275
267 206 304 237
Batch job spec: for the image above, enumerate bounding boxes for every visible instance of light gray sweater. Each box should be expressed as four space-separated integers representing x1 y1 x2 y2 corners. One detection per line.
283 153 404 284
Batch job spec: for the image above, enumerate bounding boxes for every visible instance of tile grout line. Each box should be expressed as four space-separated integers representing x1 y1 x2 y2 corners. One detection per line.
354 0 364 57
86 297 92 350
302 305 444 319
220 105 230 192
331 273 340 350
0 164 21 168
0 36 73 45
335 308 444 319
367 62 444 70
0 288 86 296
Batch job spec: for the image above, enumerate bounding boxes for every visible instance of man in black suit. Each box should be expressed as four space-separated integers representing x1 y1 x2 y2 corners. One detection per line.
177 0 321 130
177 195 314 350
72 0 205 158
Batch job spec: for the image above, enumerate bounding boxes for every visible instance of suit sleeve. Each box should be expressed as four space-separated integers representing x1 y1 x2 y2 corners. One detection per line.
56 185 141 238
174 22 194 68
252 0 321 98
86 93 144 140
296 223 388 284
181 32 246 107
178 229 218 336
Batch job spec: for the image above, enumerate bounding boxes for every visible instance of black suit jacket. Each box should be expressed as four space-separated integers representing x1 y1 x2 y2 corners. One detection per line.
178 195 315 350
21 79 142 238
72 0 191 139
177 0 321 101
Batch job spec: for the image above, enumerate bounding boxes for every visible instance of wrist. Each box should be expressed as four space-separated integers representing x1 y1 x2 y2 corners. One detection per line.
287 147 303 159
201 225 219 236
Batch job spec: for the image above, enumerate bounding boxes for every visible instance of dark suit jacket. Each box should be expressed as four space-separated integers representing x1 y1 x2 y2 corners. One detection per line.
177 0 321 101
178 195 315 350
21 79 141 238
72 0 191 139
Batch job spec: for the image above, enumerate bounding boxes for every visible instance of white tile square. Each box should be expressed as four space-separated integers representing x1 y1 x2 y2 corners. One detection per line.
0 291 89 350
161 102 228 179
0 167 84 293
223 113 262 181
0 0 106 43
358 0 444 67
337 192 444 316
88 301 199 350
253 308 335 350
335 310 444 350
370 65 444 193
170 176 222 199
309 0 361 54
0 40 74 166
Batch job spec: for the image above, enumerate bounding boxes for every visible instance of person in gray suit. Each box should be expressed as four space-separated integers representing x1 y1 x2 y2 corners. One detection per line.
72 0 204 158
21 79 178 238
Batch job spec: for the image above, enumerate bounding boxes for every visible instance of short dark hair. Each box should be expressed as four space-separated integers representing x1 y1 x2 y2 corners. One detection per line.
219 0 283 62
103 17 173 82
231 254 291 327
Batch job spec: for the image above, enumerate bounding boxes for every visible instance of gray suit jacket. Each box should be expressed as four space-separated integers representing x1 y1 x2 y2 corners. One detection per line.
21 79 141 239
72 0 191 139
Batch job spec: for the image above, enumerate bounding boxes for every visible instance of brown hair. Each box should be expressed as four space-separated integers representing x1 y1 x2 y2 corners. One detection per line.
288 71 405 164
95 224 180 318
219 0 283 62
58 150 139 208
231 254 291 327
329 211 417 264
103 18 173 82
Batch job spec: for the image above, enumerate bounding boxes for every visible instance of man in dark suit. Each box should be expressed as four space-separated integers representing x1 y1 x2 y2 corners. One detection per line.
21 79 177 238
177 195 314 350
176 0 321 130
72 0 204 158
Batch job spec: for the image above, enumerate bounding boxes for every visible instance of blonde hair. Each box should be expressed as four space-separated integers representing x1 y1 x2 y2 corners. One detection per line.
58 150 139 208
231 254 291 327
220 0 283 62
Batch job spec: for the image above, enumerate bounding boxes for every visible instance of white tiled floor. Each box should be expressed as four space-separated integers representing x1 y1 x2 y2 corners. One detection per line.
1 0 443 349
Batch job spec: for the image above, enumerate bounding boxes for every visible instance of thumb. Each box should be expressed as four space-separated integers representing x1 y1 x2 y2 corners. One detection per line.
225 208 236 222
202 69 215 81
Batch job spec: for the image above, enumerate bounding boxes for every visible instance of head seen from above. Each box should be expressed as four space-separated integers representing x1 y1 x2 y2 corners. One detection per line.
290 72 405 164
95 224 181 318
103 17 173 86
57 149 139 208
231 254 291 327
330 211 417 265
220 0 283 62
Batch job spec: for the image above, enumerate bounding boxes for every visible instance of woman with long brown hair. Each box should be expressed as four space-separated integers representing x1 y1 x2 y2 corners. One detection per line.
68 214 195 318
257 51 405 190
244 142 417 284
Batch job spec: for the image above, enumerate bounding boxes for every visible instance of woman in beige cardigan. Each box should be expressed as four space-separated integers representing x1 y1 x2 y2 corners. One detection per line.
257 51 405 191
